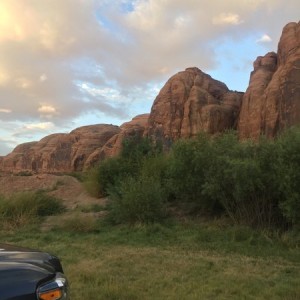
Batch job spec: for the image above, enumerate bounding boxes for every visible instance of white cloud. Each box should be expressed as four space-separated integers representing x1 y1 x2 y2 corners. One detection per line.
0 108 12 113
0 68 10 85
40 74 47 82
0 0 299 155
212 13 243 25
38 105 56 114
256 34 272 43
15 77 32 89
24 122 55 131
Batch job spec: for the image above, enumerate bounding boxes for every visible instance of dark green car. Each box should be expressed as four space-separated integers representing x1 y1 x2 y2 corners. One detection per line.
0 243 69 300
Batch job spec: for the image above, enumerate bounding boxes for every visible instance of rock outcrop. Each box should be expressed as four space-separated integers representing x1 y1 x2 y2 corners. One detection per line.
84 114 149 169
146 67 243 145
1 21 299 173
238 21 300 139
0 124 120 173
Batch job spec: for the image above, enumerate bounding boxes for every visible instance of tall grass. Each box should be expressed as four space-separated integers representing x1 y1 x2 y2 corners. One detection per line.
1 221 299 300
0 191 65 229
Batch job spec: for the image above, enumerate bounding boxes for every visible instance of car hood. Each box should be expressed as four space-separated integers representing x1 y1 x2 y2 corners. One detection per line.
0 243 63 300
0 243 63 273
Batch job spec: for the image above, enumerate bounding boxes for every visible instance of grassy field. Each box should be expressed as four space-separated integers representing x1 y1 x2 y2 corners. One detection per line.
1 220 300 300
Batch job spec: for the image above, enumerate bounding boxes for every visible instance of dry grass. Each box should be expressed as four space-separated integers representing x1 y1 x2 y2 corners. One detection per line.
1 221 299 300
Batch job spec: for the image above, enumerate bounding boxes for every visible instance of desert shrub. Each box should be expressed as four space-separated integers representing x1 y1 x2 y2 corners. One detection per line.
15 170 33 176
202 133 287 228
84 136 163 198
0 191 64 229
84 157 136 197
166 133 221 214
276 127 300 227
121 135 162 162
33 190 65 216
107 176 167 225
85 127 300 230
78 203 106 213
58 214 98 233
202 134 253 222
83 166 104 198
140 154 169 182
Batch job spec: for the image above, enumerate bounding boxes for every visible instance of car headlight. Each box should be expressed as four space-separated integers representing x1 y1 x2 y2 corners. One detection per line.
37 273 69 300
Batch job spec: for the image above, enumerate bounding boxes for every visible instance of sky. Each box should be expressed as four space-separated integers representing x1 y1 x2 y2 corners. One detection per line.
0 0 299 155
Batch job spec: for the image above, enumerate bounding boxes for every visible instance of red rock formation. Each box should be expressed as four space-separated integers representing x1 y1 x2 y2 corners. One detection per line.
108 113 149 157
0 141 38 172
0 125 120 173
238 21 300 139
1 22 299 174
84 114 149 169
146 67 243 145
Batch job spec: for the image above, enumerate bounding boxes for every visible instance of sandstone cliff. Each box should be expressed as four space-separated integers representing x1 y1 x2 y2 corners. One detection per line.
0 125 120 173
84 114 149 169
1 21 299 173
146 67 243 145
238 21 300 139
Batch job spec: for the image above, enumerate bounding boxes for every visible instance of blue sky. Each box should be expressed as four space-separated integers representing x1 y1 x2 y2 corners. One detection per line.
0 0 299 155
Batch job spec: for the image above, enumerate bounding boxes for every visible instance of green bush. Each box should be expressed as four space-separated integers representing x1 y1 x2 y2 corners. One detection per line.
84 127 300 230
276 127 300 227
0 191 65 229
84 157 136 197
108 176 167 225
33 190 65 216
140 154 169 182
166 133 221 214
201 133 286 228
121 135 162 162
84 136 163 198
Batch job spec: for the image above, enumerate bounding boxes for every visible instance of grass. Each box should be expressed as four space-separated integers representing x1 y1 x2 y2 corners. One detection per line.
0 220 299 300
76 203 107 213
0 191 65 230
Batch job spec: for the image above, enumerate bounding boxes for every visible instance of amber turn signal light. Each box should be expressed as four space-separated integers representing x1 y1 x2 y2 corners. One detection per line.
39 289 62 300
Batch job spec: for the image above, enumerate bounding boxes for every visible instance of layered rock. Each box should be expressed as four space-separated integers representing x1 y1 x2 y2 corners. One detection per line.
146 67 243 145
238 21 300 139
84 114 149 169
0 124 120 173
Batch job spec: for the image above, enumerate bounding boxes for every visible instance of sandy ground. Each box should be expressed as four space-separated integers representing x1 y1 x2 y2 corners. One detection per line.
0 173 107 230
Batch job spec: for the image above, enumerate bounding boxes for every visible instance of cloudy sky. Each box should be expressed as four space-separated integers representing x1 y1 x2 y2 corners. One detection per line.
0 0 299 155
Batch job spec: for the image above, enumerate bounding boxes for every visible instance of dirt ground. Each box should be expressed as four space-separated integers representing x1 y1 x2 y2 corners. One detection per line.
0 172 107 230
0 173 105 208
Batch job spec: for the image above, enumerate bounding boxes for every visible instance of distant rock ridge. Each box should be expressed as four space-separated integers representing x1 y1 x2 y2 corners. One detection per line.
0 124 120 173
84 114 149 169
0 21 299 173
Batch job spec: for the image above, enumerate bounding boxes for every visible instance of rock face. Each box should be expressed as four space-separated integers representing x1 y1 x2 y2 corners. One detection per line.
84 114 149 169
1 22 299 173
146 67 243 146
0 125 120 173
238 21 300 139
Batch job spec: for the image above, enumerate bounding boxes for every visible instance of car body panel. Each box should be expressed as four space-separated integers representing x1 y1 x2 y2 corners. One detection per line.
0 243 68 300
